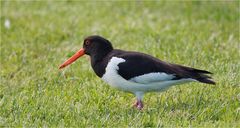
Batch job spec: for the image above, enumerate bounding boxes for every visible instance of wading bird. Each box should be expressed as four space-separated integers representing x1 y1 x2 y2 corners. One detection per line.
59 35 215 110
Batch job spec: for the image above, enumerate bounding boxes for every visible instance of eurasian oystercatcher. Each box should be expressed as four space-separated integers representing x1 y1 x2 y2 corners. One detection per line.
59 35 215 110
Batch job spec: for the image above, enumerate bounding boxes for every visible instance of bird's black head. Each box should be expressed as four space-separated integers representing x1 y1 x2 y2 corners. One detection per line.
83 35 113 57
59 35 113 69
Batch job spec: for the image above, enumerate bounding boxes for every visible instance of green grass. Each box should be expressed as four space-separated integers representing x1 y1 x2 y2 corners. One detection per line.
1 1 239 127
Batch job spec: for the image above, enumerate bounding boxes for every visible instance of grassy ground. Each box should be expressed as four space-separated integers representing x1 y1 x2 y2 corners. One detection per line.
1 1 239 127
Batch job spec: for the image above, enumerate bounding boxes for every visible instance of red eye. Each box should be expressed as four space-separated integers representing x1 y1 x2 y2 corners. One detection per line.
85 41 90 45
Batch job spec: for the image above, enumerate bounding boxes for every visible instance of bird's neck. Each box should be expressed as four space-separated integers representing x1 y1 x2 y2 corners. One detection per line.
90 50 112 78
90 49 112 66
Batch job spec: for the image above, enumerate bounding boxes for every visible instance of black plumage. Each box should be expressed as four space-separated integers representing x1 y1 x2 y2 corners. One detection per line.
83 35 215 85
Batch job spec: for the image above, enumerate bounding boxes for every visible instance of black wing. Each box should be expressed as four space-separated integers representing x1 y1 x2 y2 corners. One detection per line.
114 50 215 85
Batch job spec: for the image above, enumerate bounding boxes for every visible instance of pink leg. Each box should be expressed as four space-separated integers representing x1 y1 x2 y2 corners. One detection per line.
133 92 144 110
137 100 144 110
133 100 138 107
133 99 144 110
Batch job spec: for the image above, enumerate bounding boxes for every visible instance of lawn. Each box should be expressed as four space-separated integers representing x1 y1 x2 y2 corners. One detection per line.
0 1 239 127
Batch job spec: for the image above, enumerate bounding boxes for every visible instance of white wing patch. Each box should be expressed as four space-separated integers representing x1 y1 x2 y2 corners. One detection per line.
130 72 175 84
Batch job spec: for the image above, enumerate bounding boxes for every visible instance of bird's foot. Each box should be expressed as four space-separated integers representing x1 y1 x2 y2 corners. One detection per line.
133 100 143 110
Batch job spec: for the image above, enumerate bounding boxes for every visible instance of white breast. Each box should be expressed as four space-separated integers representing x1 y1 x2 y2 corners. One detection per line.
101 57 196 93
101 57 128 90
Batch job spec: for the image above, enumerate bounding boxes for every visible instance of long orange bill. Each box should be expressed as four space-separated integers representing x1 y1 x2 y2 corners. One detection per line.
59 48 85 69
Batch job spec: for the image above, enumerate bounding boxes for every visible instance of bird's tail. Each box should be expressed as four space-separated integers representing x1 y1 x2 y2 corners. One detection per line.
191 69 216 85
197 76 216 85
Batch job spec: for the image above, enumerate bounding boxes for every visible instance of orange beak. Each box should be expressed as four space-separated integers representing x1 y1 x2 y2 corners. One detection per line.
59 48 85 69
